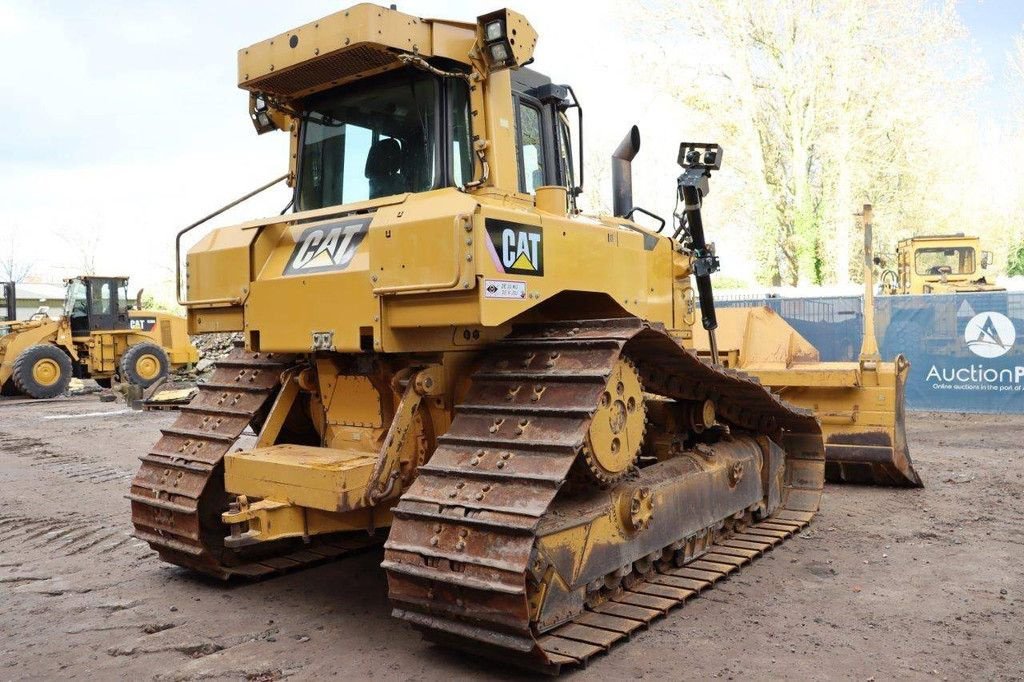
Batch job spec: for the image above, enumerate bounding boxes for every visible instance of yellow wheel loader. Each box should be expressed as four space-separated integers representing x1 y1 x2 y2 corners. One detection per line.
878 233 1001 295
0 276 199 398
126 4 919 672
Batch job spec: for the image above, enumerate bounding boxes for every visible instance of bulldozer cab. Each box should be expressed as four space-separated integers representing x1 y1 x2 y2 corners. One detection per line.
64 276 131 336
1 281 14 323
293 67 576 212
294 67 455 209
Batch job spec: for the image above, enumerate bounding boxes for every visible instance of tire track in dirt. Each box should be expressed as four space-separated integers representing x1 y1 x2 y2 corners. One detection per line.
0 511 148 563
0 431 133 484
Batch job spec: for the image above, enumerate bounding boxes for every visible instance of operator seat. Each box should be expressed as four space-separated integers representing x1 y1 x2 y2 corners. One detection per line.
365 138 405 199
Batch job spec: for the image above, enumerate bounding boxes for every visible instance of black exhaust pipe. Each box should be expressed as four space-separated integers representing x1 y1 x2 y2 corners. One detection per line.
611 126 640 217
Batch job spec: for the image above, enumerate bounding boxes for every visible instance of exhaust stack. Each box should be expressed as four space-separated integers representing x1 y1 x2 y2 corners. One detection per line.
611 126 640 217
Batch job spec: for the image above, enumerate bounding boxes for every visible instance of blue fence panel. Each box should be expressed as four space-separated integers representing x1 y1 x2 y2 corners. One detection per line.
877 292 1022 413
715 291 1024 413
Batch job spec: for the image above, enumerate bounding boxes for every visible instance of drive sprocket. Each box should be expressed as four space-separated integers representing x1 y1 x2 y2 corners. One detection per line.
578 356 647 487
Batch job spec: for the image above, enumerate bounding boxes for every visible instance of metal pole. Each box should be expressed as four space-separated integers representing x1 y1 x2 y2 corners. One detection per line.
859 204 881 365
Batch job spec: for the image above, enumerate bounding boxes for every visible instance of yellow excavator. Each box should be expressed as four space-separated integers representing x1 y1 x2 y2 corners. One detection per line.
0 276 198 398
130 4 910 672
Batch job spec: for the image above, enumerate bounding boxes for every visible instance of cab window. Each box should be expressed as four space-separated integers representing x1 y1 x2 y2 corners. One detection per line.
90 280 114 315
915 247 976 276
119 282 132 313
65 280 87 317
517 102 543 194
297 70 439 209
450 81 474 187
556 114 574 189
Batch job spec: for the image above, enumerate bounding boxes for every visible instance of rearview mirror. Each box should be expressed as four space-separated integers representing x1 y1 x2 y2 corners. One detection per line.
981 251 992 269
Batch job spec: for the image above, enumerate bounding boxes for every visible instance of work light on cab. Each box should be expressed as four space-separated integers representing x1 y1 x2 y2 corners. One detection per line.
476 9 537 71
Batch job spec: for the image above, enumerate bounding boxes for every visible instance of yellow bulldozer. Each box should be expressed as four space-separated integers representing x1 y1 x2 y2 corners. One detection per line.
130 4 913 672
0 276 198 398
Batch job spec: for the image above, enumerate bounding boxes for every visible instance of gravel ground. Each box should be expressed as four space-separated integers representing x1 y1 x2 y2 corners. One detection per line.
0 396 1021 681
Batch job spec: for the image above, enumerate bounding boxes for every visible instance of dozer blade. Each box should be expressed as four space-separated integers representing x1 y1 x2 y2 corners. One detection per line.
821 205 921 487
818 356 922 487
693 307 923 488
759 355 923 488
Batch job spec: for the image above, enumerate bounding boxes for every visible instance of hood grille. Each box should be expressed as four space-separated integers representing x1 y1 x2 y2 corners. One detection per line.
245 45 399 98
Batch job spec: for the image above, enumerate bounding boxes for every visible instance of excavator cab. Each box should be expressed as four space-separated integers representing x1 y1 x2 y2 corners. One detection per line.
64 276 131 336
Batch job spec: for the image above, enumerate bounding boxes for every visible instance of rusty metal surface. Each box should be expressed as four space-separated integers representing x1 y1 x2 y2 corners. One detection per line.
130 348 379 578
382 319 825 673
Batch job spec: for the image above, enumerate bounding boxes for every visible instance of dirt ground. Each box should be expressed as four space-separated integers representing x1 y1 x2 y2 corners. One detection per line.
0 395 1021 681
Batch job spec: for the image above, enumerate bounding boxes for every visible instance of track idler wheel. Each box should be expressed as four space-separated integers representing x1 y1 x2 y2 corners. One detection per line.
578 357 647 487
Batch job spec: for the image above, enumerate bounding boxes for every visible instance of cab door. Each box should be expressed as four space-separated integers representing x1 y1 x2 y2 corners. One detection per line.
85 279 130 332
1 282 14 322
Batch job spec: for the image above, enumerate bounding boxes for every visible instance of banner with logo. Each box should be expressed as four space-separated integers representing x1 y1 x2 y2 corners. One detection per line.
877 292 1021 412
718 292 1023 413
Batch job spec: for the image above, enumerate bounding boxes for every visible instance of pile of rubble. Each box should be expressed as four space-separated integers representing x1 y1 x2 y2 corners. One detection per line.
183 332 242 381
66 378 102 396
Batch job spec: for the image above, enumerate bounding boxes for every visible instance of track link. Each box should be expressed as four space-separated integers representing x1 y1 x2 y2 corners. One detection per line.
129 347 377 578
384 319 824 673
531 507 815 669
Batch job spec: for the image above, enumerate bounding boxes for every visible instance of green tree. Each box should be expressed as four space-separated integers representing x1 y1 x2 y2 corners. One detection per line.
636 0 977 286
1008 243 1024 277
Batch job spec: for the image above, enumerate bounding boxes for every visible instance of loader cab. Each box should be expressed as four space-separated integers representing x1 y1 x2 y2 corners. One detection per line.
510 69 579 199
1 281 14 323
894 235 995 294
65 276 131 336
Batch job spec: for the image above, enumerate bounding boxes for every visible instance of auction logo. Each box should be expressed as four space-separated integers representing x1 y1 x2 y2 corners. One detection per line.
284 217 371 276
964 311 1016 359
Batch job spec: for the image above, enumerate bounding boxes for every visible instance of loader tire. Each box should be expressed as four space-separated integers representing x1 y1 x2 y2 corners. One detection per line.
120 343 169 388
12 344 72 399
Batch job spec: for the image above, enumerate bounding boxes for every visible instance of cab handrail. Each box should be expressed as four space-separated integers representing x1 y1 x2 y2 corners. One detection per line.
175 174 288 306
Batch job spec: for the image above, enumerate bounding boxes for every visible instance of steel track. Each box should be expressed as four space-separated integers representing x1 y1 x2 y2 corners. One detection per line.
383 319 825 673
129 347 378 578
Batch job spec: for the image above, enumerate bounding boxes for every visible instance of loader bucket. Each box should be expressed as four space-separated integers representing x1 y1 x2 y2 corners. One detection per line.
820 356 922 487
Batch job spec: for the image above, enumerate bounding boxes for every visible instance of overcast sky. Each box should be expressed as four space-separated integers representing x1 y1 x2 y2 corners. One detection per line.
1 1 1021 299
